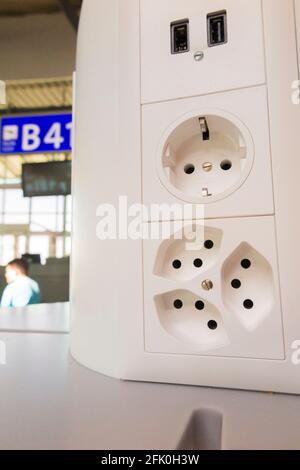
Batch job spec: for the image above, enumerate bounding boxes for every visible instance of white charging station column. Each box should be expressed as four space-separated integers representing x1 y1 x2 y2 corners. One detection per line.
71 0 300 394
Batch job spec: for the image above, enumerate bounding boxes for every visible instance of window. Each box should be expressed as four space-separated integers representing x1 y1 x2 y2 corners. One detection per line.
0 155 72 265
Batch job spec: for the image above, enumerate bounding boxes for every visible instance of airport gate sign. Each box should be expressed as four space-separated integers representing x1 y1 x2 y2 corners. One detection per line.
0 113 73 155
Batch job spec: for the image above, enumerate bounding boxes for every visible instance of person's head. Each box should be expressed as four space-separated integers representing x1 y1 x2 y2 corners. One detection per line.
4 258 29 284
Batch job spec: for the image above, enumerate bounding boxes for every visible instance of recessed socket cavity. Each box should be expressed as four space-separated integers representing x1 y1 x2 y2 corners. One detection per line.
221 243 275 332
171 19 190 54
161 113 252 204
207 11 228 47
154 225 223 282
154 290 229 351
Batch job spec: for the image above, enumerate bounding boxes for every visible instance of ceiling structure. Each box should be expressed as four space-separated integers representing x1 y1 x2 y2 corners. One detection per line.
0 0 79 177
1 77 73 113
0 0 82 31
0 0 82 17
0 0 79 112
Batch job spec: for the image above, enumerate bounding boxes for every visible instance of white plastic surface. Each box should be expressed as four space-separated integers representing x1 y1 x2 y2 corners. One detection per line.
71 0 300 394
143 216 284 359
140 0 266 103
0 302 70 333
142 86 274 219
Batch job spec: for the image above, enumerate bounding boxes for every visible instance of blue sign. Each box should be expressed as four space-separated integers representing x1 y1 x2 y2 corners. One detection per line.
0 113 73 155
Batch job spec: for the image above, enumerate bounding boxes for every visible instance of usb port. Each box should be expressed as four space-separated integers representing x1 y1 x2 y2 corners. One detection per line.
207 11 227 47
171 19 190 54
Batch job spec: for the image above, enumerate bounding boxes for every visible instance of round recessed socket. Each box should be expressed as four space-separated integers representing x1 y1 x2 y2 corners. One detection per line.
202 162 213 172
202 280 213 291
195 300 205 311
207 320 218 330
159 113 254 205
204 240 214 250
184 164 195 175
231 279 242 289
173 299 183 310
194 258 203 268
220 160 232 171
172 259 182 270
241 259 251 269
243 299 254 310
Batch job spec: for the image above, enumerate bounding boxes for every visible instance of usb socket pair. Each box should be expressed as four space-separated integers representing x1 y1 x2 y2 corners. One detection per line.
171 11 227 55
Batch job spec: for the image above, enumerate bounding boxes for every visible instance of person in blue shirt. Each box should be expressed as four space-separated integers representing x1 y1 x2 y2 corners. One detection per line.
1 258 41 308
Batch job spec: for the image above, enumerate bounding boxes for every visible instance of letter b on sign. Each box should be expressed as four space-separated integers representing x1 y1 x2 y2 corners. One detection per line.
22 124 41 152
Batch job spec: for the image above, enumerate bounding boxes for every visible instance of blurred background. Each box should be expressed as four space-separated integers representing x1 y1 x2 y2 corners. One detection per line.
0 0 82 305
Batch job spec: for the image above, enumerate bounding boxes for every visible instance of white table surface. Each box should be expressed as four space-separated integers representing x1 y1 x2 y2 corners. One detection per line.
0 304 299 450
0 302 70 333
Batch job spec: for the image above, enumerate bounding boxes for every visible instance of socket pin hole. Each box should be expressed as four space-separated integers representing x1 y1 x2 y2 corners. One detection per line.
208 320 218 330
204 240 214 249
172 259 182 269
231 279 241 289
243 299 254 310
174 299 183 310
194 258 203 268
220 160 232 171
195 300 205 311
241 259 251 269
184 164 195 175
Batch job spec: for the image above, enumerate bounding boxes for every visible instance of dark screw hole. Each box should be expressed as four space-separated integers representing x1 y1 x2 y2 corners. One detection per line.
174 299 183 310
184 164 195 175
241 259 251 269
243 299 254 310
231 279 241 289
195 300 205 311
204 240 214 250
172 259 182 269
194 258 203 268
208 320 218 330
220 160 232 171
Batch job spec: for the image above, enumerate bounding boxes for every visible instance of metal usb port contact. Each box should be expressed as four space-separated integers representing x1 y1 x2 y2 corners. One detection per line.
207 11 227 47
171 19 190 54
